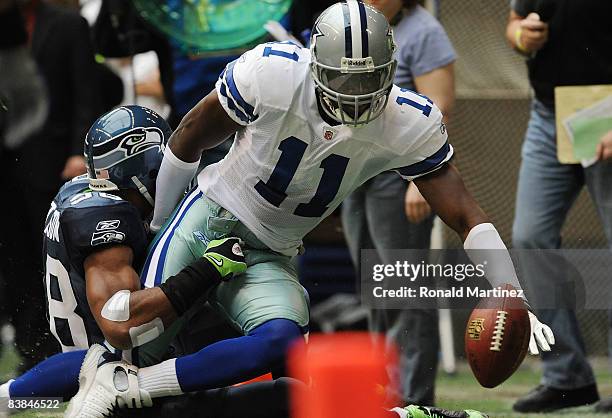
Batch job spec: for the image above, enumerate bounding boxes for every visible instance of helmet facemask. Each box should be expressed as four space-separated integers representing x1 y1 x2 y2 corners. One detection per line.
312 57 397 126
309 1 397 127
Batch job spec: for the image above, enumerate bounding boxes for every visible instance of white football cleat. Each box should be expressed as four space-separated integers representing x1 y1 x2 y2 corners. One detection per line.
65 344 152 418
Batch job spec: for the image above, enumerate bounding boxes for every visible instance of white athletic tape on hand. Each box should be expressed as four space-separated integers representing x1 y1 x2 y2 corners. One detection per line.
129 317 164 348
102 290 131 322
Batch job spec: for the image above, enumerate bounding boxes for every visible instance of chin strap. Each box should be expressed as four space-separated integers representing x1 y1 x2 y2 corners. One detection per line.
131 176 155 207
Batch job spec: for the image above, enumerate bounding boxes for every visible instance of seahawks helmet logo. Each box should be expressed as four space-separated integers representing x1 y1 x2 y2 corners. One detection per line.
119 127 163 156
90 127 164 170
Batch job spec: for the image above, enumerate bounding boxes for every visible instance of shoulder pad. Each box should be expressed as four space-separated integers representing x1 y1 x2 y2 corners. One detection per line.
386 86 446 143
61 201 146 259
66 190 126 210
54 176 90 206
384 86 452 179
215 42 308 125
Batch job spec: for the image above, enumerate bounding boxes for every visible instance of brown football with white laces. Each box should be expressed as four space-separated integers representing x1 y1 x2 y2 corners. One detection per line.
464 284 530 388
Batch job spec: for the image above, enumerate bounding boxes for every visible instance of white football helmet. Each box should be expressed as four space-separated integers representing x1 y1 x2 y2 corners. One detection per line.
310 0 397 126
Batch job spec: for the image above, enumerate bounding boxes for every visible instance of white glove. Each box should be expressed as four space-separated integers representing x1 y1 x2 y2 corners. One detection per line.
528 311 555 355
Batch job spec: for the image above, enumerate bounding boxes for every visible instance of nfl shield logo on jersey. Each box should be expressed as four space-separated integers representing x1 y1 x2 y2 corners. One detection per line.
323 129 335 141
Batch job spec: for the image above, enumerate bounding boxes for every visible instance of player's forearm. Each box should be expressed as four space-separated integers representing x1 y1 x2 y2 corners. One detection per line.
415 164 488 240
151 91 241 231
439 201 526 295
97 287 176 350
127 288 177 330
150 99 215 231
415 164 525 295
149 146 199 231
99 258 224 350
463 223 524 296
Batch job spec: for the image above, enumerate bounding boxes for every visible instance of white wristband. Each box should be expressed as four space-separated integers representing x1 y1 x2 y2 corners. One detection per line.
464 223 524 294
150 147 200 232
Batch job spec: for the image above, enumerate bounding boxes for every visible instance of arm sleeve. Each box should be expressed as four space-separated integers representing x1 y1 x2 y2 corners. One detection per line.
464 223 526 300
62 203 147 260
149 147 199 232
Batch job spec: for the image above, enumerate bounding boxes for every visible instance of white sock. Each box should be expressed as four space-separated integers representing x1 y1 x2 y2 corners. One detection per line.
390 407 408 418
0 380 14 414
0 379 12 396
137 359 183 399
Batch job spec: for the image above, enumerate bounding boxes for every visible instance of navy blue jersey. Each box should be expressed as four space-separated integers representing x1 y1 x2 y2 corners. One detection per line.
43 175 147 351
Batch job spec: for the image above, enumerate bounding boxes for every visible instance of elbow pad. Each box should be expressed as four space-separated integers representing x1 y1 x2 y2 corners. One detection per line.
101 290 164 347
101 290 131 322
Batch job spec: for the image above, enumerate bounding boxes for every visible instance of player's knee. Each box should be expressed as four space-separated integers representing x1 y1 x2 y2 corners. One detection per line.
251 319 303 365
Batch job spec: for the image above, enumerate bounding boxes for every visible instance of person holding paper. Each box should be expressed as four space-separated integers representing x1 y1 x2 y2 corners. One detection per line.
596 131 612 161
506 0 612 413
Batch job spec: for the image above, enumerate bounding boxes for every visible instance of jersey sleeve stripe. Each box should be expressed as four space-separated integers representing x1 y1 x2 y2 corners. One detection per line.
395 141 452 177
225 60 256 119
219 81 250 124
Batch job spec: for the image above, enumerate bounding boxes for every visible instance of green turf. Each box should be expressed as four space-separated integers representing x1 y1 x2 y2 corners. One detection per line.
2 345 611 417
435 357 612 418
0 345 19 383
1 346 65 418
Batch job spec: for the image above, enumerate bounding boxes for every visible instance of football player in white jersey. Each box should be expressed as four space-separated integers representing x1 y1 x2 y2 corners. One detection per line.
71 1 554 415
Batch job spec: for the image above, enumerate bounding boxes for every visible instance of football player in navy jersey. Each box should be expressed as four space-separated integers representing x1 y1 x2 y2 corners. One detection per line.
0 105 247 413
43 105 247 355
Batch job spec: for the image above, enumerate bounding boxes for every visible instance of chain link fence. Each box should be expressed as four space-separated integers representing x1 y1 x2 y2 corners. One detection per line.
437 0 609 355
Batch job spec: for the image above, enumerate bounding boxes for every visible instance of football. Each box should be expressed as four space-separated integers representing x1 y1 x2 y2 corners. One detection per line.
465 284 530 388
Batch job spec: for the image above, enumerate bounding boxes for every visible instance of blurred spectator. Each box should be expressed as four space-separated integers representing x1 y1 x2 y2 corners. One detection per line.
90 0 176 120
341 0 455 405
0 0 99 371
507 0 612 413
104 53 170 118
0 0 48 152
0 0 48 362
55 0 125 115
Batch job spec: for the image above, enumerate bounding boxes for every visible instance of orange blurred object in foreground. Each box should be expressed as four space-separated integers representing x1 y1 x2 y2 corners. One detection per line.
288 332 398 418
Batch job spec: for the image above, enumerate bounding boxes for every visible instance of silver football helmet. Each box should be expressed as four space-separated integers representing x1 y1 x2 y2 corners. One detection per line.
310 0 396 127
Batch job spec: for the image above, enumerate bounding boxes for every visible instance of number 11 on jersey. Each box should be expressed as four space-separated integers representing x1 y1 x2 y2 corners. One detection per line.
255 137 349 218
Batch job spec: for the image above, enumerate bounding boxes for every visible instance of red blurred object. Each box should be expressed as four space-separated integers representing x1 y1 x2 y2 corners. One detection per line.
234 373 273 386
465 284 530 388
288 332 398 418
